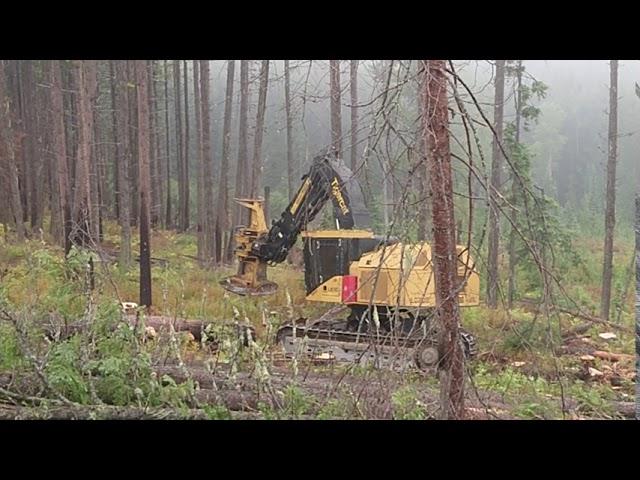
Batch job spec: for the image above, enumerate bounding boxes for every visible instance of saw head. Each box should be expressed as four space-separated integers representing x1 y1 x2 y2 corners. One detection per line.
220 198 278 297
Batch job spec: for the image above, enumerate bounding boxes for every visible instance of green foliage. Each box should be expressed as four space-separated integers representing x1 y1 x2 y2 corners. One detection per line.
202 404 233 420
391 385 429 420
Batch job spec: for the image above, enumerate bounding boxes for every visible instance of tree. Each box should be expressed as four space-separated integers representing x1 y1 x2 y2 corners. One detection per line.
49 60 72 255
0 60 25 240
216 60 235 263
71 60 96 247
329 60 342 158
163 60 172 229
181 60 190 232
249 60 270 198
233 60 250 227
112 60 132 269
173 60 185 231
601 60 618 321
200 60 215 265
135 60 152 307
193 60 204 263
284 60 294 199
350 60 358 172
422 59 465 420
487 60 505 308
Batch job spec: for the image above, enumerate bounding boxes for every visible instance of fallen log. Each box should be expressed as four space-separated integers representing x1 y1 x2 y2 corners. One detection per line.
591 351 634 363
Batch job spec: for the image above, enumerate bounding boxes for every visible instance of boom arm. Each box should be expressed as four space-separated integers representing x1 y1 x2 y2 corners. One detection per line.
253 153 363 263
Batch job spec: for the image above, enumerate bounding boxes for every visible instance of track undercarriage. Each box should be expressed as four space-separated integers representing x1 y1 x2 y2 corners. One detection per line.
274 306 477 372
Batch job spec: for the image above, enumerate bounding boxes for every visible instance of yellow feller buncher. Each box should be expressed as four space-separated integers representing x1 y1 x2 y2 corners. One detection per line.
220 151 480 372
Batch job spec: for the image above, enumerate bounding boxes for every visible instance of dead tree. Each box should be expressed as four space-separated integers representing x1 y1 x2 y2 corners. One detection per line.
487 60 505 308
135 60 152 307
193 61 204 262
601 60 618 321
422 60 465 420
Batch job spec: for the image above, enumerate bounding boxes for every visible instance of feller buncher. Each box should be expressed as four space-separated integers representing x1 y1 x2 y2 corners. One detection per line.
220 151 480 372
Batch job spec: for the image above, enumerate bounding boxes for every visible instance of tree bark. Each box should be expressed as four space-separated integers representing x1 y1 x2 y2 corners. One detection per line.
193 61 204 263
49 60 72 255
350 60 358 172
487 60 505 309
423 60 465 420
200 60 215 265
71 60 95 247
232 60 250 231
216 60 235 263
113 61 132 270
601 60 618 321
136 60 152 307
249 60 270 198
284 60 294 200
164 60 172 229
0 61 25 240
173 60 184 232
181 59 190 232
329 60 342 158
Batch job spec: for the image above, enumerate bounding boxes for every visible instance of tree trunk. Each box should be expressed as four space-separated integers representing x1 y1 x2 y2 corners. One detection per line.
423 60 465 420
200 60 215 265
181 60 190 232
284 60 294 200
113 61 132 270
350 60 358 172
173 60 184 232
22 61 42 232
249 60 269 198
49 60 72 255
135 60 152 308
148 61 159 228
193 61 204 263
507 61 523 309
329 60 342 158
71 60 95 247
487 60 505 309
232 60 250 229
0 60 25 240
126 61 139 228
216 60 235 264
601 60 618 321
164 60 172 229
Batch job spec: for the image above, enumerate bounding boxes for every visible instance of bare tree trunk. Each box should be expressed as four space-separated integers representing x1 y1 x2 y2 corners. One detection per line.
350 60 358 172
126 61 139 228
49 60 72 255
71 60 95 247
200 60 215 265
216 60 235 263
113 61 132 270
181 60 190 232
193 61 204 262
0 60 25 240
249 60 269 198
329 60 342 158
135 60 152 307
507 61 523 309
284 60 294 200
148 61 159 228
232 60 250 228
487 60 505 309
601 60 618 321
423 60 465 420
22 61 42 232
173 60 184 232
164 60 172 229
86 62 101 243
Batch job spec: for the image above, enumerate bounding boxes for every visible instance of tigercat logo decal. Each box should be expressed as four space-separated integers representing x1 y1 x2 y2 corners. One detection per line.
331 177 350 215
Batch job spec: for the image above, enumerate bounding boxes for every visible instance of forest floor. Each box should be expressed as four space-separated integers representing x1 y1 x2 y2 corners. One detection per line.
0 223 635 420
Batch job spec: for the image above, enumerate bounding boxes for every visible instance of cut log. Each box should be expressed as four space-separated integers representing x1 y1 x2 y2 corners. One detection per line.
591 351 634 363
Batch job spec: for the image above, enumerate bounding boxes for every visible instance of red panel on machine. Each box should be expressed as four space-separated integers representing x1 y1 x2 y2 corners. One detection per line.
342 275 358 303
